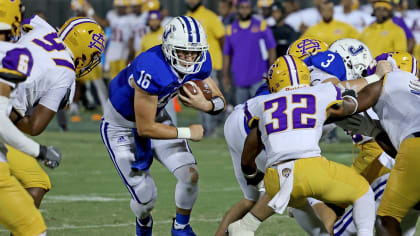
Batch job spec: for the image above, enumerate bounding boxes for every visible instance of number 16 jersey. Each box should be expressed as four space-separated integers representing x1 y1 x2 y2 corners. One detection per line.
244 82 342 168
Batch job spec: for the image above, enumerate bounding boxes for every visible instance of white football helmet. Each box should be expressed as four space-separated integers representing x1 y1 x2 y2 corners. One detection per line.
329 38 374 80
162 16 208 75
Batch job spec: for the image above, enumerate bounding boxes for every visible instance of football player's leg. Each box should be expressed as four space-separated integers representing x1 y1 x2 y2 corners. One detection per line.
351 141 382 175
7 145 51 208
376 137 420 234
216 110 264 236
289 200 331 236
100 121 156 235
227 194 273 236
400 209 419 236
152 137 198 233
0 161 46 236
292 157 375 236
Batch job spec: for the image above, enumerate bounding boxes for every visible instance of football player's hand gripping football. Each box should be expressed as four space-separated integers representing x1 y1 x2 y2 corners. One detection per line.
178 84 213 112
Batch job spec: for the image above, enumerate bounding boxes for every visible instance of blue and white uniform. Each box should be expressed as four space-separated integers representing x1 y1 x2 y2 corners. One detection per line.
100 43 211 221
304 50 347 85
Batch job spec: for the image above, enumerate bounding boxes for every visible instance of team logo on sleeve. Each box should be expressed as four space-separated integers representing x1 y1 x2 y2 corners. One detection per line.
282 168 291 178
88 33 105 52
297 39 322 55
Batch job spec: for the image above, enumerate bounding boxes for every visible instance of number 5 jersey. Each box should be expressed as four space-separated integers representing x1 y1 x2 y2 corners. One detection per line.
244 82 342 168
11 15 76 116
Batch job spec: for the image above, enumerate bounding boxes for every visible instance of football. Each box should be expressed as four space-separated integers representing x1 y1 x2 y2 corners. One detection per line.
180 80 212 100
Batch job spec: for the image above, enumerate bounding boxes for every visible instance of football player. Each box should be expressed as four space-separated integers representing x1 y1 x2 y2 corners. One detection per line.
337 51 420 235
0 0 61 235
100 16 226 236
83 0 134 78
7 16 104 210
227 55 375 236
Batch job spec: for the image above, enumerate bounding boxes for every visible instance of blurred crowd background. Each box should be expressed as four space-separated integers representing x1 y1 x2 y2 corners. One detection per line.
21 0 420 138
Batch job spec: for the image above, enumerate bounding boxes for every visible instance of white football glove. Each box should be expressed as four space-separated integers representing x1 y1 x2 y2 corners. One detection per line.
37 145 62 169
335 112 383 138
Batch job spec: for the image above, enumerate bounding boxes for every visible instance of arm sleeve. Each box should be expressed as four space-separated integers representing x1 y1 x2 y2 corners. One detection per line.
38 87 71 112
0 96 39 157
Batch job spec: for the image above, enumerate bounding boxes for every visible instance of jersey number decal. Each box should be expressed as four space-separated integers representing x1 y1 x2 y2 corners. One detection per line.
17 54 30 75
264 94 316 135
136 70 151 89
321 53 335 68
32 33 74 71
32 33 66 52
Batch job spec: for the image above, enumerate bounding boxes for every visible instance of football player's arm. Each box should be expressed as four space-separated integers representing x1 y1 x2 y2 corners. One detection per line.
178 77 226 114
11 105 55 136
241 126 264 179
375 131 397 158
325 97 358 122
0 82 40 157
354 80 383 113
134 85 203 141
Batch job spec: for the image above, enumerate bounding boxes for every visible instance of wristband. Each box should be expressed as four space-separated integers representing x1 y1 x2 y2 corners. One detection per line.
208 96 225 115
364 74 380 84
343 95 359 115
87 8 95 18
176 127 191 139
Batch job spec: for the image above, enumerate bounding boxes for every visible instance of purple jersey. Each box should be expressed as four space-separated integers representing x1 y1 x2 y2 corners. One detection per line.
223 17 276 87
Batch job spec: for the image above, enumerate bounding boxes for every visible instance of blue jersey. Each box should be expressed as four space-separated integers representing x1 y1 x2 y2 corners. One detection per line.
304 50 347 81
108 45 212 122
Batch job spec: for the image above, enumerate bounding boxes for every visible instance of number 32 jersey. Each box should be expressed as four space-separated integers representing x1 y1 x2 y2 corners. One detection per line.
244 83 342 168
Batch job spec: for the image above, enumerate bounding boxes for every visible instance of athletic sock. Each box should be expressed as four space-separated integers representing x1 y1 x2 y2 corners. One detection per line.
174 213 190 229
137 216 152 227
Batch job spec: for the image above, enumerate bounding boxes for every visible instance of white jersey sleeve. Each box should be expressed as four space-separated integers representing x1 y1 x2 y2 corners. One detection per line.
310 67 338 86
13 15 76 115
245 83 343 167
374 70 420 149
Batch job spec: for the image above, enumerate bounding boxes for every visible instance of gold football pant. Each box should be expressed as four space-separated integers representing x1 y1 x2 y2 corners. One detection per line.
7 145 51 191
109 60 127 79
377 137 420 222
351 141 390 183
264 157 370 209
0 162 46 236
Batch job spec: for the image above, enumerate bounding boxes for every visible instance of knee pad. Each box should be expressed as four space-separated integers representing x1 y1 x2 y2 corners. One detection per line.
174 164 199 185
129 174 157 219
174 164 199 209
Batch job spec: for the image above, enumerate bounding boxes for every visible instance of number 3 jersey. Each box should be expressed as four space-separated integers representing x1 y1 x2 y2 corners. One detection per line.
106 45 211 126
244 82 342 168
11 15 76 116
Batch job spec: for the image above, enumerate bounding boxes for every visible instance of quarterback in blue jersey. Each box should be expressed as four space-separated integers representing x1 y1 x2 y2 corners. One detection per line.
100 16 226 236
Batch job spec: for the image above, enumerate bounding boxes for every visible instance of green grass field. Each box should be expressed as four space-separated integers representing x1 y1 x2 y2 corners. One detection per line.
0 109 418 235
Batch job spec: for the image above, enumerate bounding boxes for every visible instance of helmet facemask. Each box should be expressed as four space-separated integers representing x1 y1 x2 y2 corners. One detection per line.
162 16 209 75
76 51 101 78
